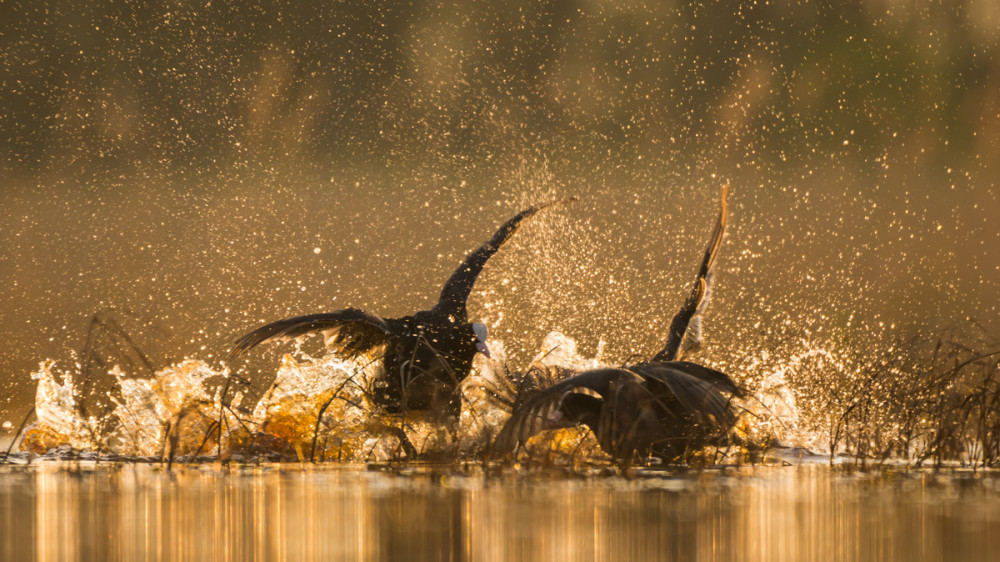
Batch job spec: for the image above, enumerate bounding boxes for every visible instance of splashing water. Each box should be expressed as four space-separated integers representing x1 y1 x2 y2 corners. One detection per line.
529 331 609 372
736 344 844 453
21 361 95 454
107 360 222 457
9 332 608 462
20 329 955 465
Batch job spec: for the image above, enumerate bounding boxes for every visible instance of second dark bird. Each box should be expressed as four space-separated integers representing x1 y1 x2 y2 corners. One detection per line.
491 187 743 466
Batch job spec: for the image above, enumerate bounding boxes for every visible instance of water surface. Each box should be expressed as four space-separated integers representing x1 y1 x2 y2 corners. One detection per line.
1 463 997 562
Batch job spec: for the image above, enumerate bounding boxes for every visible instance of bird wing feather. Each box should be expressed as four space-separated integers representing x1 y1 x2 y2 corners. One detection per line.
490 368 629 458
433 198 576 318
228 308 391 360
633 362 741 430
655 185 729 362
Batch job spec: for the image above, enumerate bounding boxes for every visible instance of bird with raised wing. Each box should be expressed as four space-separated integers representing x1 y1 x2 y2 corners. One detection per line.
491 187 741 465
229 199 575 417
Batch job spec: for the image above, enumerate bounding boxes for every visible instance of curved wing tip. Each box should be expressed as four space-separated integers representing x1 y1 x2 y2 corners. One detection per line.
227 331 269 359
225 343 250 361
534 196 578 211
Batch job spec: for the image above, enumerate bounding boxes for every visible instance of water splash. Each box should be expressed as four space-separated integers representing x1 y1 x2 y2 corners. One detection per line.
529 331 609 372
10 331 609 462
735 344 848 454
107 360 223 457
21 361 95 453
17 330 914 465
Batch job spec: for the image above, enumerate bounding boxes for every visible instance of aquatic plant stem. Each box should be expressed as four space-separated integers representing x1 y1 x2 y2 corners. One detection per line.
3 406 35 462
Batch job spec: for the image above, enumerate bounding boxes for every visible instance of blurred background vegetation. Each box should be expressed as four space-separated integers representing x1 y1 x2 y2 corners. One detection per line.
1 0 998 427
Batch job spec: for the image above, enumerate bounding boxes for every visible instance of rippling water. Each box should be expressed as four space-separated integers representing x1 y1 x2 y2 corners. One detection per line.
1 463 998 562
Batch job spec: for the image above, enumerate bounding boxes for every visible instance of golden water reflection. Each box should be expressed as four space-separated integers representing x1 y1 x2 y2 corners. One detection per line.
1 464 998 561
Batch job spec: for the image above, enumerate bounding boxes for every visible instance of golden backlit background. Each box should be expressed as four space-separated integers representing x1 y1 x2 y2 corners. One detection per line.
2 0 998 427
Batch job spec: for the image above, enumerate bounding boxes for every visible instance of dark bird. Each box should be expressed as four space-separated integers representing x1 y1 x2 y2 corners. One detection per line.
229 198 575 416
491 186 741 465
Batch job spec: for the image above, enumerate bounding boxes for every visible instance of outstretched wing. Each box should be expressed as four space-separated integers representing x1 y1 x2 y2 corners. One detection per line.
490 368 628 458
433 198 577 318
633 361 742 432
654 185 729 362
228 308 392 360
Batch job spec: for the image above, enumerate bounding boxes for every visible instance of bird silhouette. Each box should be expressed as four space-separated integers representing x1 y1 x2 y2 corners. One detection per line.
491 187 741 465
229 198 575 416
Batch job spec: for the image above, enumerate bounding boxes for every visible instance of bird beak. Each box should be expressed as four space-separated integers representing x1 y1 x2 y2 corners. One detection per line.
476 341 491 358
